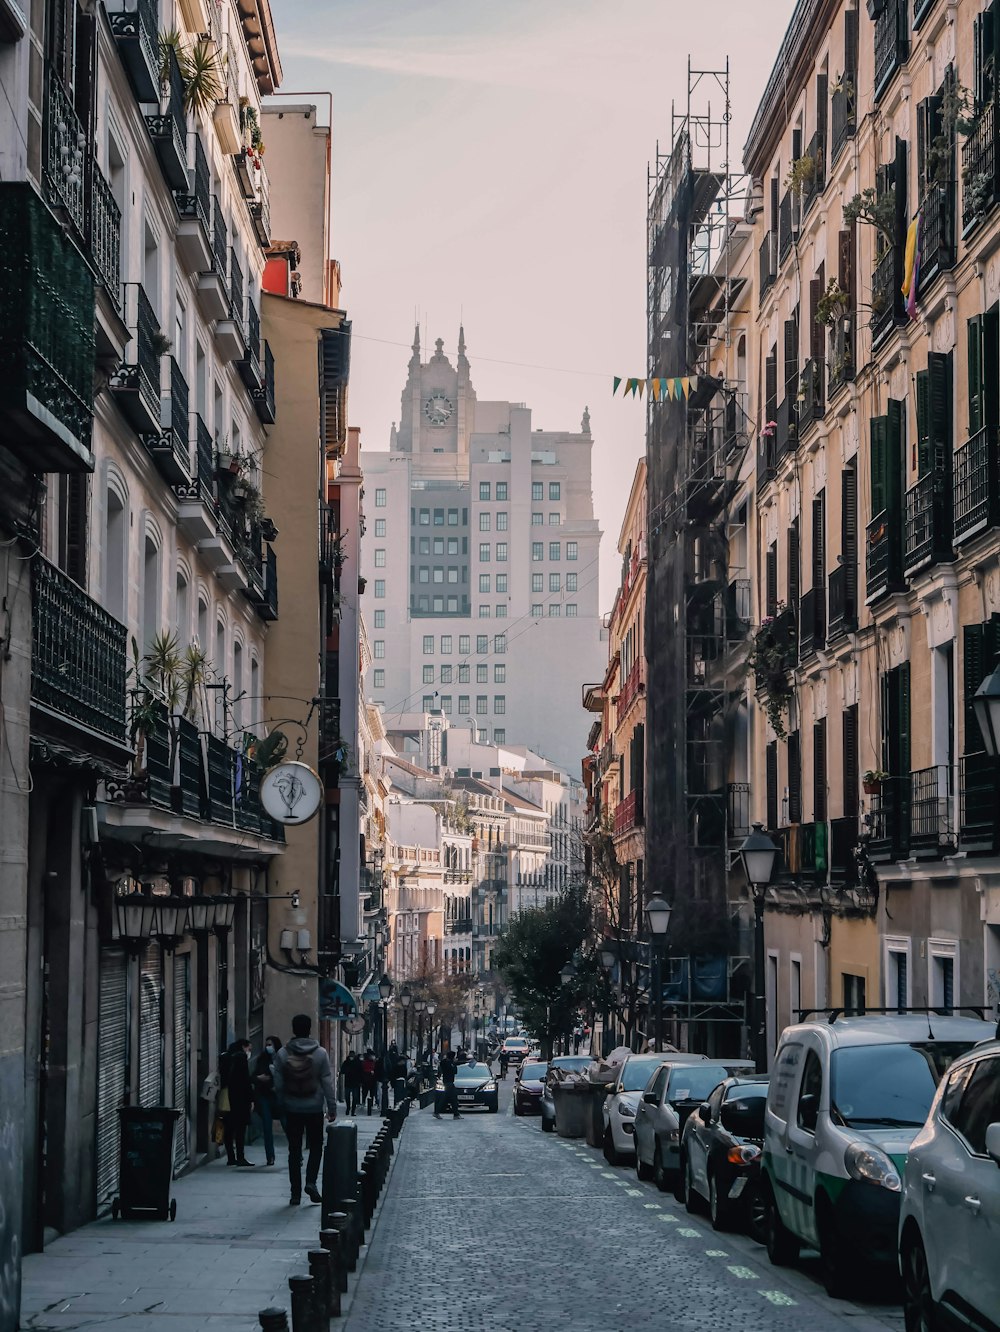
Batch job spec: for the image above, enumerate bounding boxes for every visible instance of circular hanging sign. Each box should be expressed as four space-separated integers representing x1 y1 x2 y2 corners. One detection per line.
260 761 324 825
344 1016 367 1035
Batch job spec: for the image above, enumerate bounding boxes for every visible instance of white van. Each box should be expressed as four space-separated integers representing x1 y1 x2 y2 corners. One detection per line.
761 1012 990 1298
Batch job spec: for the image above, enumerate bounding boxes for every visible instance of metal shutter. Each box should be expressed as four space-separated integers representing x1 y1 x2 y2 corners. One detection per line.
173 953 190 1175
138 942 163 1107
96 948 127 1212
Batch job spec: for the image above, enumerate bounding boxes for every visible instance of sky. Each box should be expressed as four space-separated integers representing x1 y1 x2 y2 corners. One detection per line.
268 0 797 609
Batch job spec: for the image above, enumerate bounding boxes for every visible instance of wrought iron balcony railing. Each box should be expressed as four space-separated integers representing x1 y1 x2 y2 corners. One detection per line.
239 297 263 389
175 131 211 237
778 188 798 264
960 752 1000 853
776 393 798 456
229 247 244 325
871 243 902 343
866 508 902 602
800 357 824 429
43 67 87 238
961 100 998 234
827 315 855 396
874 0 909 102
111 283 161 433
613 789 643 836
31 555 127 743
144 46 188 192
798 585 826 657
252 341 276 424
107 0 158 102
91 161 121 305
954 424 1000 543
919 182 955 284
831 80 856 163
212 199 228 279
830 816 859 884
828 562 857 637
615 658 643 717
801 131 826 213
868 777 910 863
144 356 190 484
904 471 952 575
909 764 954 857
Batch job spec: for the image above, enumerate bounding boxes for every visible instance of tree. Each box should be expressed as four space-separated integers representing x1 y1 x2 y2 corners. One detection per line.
585 816 645 1050
493 887 591 1058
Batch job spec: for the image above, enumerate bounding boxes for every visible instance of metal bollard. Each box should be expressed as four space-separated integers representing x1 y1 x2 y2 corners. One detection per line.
321 1122 358 1230
359 1164 374 1225
308 1248 336 1322
288 1274 322 1332
320 1225 348 1294
335 1198 360 1269
259 1311 290 1332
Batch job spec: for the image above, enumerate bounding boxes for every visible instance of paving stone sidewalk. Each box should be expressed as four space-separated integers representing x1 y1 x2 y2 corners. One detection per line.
19 1113 390 1331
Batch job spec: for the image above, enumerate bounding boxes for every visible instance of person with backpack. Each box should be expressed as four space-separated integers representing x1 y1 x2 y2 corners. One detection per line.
271 1014 337 1206
361 1049 378 1114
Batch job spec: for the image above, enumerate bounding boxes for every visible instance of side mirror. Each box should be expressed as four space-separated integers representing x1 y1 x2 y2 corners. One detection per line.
642 1091 659 1106
798 1093 819 1133
986 1121 1000 1167
698 1102 711 1124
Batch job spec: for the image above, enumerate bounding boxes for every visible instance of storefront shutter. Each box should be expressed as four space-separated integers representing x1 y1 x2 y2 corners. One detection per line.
138 942 163 1107
173 953 190 1175
96 947 127 1212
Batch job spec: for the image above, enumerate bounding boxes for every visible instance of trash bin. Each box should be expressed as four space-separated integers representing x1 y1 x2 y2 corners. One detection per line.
551 1082 589 1138
583 1082 610 1148
112 1106 181 1221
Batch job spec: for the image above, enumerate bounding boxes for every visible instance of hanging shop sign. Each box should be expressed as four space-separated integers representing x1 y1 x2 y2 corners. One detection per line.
344 1016 367 1035
319 979 358 1021
259 761 324 825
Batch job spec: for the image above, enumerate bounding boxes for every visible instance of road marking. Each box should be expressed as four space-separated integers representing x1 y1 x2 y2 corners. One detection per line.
726 1266 758 1280
760 1291 797 1307
643 1203 661 1210
705 1249 728 1257
614 1179 628 1188
625 1187 643 1197
657 1213 678 1222
601 1171 617 1179
676 1227 701 1238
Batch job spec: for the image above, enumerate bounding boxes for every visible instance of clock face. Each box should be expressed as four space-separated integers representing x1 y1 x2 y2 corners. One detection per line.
425 393 454 427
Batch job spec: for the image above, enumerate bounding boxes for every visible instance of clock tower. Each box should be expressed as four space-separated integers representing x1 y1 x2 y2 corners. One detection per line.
390 325 476 456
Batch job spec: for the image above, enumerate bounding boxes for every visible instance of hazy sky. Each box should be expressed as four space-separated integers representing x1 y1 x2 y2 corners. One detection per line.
268 0 796 608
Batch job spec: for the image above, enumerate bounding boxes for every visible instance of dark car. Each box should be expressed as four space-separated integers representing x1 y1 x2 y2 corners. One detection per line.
679 1075 769 1239
513 1061 548 1116
540 1055 592 1132
436 1060 498 1113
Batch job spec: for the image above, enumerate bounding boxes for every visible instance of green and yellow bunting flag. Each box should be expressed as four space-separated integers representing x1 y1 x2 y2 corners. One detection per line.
613 376 696 400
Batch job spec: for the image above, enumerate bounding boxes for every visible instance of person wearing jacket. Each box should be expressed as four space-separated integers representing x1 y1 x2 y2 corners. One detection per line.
271 1013 337 1205
251 1036 283 1166
361 1050 378 1114
342 1050 363 1116
218 1039 254 1166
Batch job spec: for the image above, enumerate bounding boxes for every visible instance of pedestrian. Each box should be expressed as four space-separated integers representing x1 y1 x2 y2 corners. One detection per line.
251 1035 283 1166
573 1028 582 1054
218 1039 254 1166
361 1049 378 1113
272 1013 337 1206
342 1050 363 1116
380 1042 398 1113
498 1048 509 1080
434 1049 461 1120
393 1046 408 1106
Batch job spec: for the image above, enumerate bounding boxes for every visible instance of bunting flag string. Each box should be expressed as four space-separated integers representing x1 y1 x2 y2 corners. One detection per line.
612 376 697 400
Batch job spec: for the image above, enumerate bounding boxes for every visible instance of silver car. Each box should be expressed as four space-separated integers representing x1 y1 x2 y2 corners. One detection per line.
633 1059 754 1190
602 1053 710 1164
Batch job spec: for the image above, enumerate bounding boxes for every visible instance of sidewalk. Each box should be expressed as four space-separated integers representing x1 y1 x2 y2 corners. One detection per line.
19 1114 388 1331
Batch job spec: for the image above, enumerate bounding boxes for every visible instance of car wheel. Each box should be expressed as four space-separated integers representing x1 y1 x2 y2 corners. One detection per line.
901 1231 937 1332
745 1182 767 1245
513 1103 522 1116
763 1181 800 1267
541 1113 554 1133
817 1200 853 1300
603 1128 623 1166
709 1172 730 1231
635 1147 653 1182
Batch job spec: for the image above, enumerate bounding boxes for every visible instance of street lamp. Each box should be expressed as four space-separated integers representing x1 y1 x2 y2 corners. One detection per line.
974 664 1000 756
644 893 672 1053
399 984 411 1057
377 974 393 1057
116 893 157 955
599 944 616 1057
560 960 577 986
153 898 188 953
213 895 237 935
425 999 437 1057
188 896 218 933
739 824 779 1073
414 996 426 1059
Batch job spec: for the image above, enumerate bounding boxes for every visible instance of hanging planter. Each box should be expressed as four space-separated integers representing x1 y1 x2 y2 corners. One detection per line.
358 575 367 594
863 770 889 796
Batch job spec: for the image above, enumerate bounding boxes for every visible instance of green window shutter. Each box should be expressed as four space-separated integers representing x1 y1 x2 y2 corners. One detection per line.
927 350 953 483
886 398 904 518
765 351 778 421
968 316 984 436
898 660 911 779
963 622 987 754
813 716 828 823
766 543 778 619
787 518 800 620
870 414 888 516
766 741 778 830
915 370 931 476
843 703 859 815
812 490 826 587
784 314 799 398
788 730 802 824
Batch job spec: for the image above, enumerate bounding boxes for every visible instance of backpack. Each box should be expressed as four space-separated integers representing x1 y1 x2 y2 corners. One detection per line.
283 1049 319 1098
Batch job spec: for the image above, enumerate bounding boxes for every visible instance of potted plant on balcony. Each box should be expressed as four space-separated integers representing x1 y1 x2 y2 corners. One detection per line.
747 611 796 739
843 186 896 242
815 278 850 327
785 153 819 196
863 769 890 796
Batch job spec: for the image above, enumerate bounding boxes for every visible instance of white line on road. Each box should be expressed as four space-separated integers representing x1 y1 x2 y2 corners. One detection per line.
726 1266 758 1280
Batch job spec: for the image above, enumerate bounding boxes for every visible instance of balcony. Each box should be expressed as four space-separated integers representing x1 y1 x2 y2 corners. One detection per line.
90 161 121 308
145 46 188 192
43 67 86 239
143 356 190 485
919 182 955 286
798 585 826 657
776 393 798 455
909 765 954 858
249 188 270 249
110 283 162 436
0 184 95 472
866 509 902 602
954 425 1000 543
597 737 616 778
830 80 856 164
913 0 937 25
867 779 909 863
830 816 859 884
828 562 857 637
960 752 1000 853
238 297 264 392
31 555 128 748
800 131 826 214
774 822 827 881
212 36 242 155
778 188 798 265
615 658 644 718
961 101 998 234
319 502 338 583
234 148 257 200
727 782 750 842
874 0 909 102
197 199 229 321
827 315 855 397
107 0 158 103
215 248 246 361
871 243 903 344
446 917 473 935
251 544 278 622
759 233 775 304
799 357 824 431
904 471 952 575
726 578 751 639
251 342 276 424
175 133 212 273
174 415 216 540
613 790 643 836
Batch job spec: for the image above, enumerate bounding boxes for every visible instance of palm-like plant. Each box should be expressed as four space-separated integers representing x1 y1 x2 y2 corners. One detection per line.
182 40 222 116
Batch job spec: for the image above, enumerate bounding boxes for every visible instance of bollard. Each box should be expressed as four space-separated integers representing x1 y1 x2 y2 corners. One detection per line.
335 1199 360 1269
365 1147 380 1192
321 1122 358 1229
359 1163 374 1226
259 1311 290 1332
320 1225 348 1295
308 1248 337 1321
288 1274 322 1332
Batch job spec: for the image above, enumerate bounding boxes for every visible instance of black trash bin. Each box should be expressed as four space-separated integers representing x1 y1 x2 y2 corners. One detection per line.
112 1106 181 1221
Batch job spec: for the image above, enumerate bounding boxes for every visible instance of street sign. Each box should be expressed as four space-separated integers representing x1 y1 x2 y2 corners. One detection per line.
344 1016 366 1035
260 761 323 825
319 979 358 1021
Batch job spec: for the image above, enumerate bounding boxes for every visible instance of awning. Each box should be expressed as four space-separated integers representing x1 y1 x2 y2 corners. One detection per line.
319 979 358 1021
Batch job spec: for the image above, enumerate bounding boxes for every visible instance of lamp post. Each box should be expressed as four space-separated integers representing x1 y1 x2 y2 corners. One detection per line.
414 996 426 1061
399 984 411 1057
644 894 672 1053
377 973 393 1054
560 960 576 1055
425 999 437 1059
116 893 158 954
599 945 616 1058
739 823 779 1073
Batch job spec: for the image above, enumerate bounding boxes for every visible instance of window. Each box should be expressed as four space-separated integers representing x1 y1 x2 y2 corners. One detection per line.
948 1056 1000 1155
796 1051 822 1133
460 635 470 653
566 604 578 617
441 635 452 653
477 635 488 653
549 573 561 592
495 664 506 683
532 604 543 617
418 567 430 584
930 942 957 1014
496 542 507 561
886 944 909 1012
423 636 434 653
459 664 470 683
479 482 491 501
566 573 577 592
459 696 470 714
532 542 543 561
419 508 430 526
477 728 487 743
479 512 491 531
532 512 543 526
375 488 386 507
843 973 867 1015
419 537 430 555
433 567 444 583
531 573 543 594
479 543 490 562
448 508 458 526
423 695 434 711
375 518 386 537
433 537 444 554
434 509 444 526
496 512 508 531
479 575 491 593
494 634 506 653
447 567 459 583
476 696 488 715
494 728 506 744
567 542 578 560
374 580 385 597
494 695 506 714
440 695 452 715
496 482 508 501
478 605 490 618
477 664 488 683
447 538 458 555
549 512 561 526
496 574 507 593
548 604 561 616
373 669 385 688
374 640 385 658
441 665 453 684
422 665 434 684
374 610 385 628
532 481 543 501
549 482 561 501
549 542 561 561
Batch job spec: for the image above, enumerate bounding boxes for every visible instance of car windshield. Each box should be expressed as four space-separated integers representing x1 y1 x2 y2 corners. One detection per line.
831 1042 975 1127
505 1039 528 1049
620 1057 664 1092
520 1064 547 1081
664 1066 728 1104
456 1063 491 1082
720 1086 767 1135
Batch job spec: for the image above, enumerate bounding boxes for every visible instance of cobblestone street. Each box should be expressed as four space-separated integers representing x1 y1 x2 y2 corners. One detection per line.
344 1082 906 1332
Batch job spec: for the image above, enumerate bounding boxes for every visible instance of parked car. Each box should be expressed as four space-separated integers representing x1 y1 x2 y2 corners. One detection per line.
678 1075 769 1238
502 1037 531 1066
513 1061 548 1116
899 1036 1000 1332
436 1060 499 1113
540 1055 592 1132
631 1058 754 1190
602 1052 710 1164
761 1012 991 1298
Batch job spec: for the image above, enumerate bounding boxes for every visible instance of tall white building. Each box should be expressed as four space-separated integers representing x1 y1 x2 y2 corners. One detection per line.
362 330 604 771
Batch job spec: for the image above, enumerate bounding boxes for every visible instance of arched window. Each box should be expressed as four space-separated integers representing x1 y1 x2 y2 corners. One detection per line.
232 638 244 729
105 482 127 622
176 568 190 646
142 531 160 653
197 596 209 652
250 656 260 729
